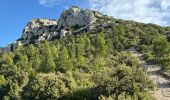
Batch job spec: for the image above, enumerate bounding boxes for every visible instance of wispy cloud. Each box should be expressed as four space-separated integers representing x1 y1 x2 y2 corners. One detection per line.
38 0 88 8
88 0 170 26
38 0 170 26
38 0 61 7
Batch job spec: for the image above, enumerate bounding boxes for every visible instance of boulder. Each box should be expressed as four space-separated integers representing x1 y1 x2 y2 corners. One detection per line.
60 29 69 37
13 41 22 49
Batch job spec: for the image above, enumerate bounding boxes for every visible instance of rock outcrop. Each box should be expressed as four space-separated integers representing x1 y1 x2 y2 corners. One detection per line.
18 6 104 46
4 41 22 52
57 6 103 30
3 6 120 52
21 19 58 45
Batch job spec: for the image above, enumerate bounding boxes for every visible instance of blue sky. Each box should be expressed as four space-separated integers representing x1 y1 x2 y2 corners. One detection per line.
0 0 170 47
0 0 88 47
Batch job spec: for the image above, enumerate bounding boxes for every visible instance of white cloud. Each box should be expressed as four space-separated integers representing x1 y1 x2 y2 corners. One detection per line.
38 0 61 7
88 0 170 26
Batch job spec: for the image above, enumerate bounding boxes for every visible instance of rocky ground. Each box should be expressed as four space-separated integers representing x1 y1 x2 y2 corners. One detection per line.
129 47 170 100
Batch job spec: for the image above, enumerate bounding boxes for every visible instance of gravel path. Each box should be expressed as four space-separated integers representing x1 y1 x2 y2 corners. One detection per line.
129 47 170 100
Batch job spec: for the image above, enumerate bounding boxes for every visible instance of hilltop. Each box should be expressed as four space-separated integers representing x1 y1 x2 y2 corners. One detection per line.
0 6 170 100
5 6 170 52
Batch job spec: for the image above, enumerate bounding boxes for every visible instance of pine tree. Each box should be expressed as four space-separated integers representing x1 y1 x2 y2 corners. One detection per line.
0 75 5 85
153 35 169 61
39 41 56 73
58 47 73 72
77 38 85 67
96 32 107 56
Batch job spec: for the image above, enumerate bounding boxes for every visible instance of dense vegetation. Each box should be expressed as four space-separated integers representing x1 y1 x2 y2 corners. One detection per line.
0 19 170 100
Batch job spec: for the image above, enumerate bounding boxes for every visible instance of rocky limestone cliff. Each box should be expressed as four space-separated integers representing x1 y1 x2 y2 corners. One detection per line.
3 6 119 52
57 6 103 30
18 7 104 46
17 6 105 46
21 19 58 45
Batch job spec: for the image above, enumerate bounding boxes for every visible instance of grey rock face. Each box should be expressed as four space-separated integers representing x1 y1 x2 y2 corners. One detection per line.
60 29 69 37
20 7 104 45
57 6 103 30
21 19 58 45
4 41 22 52
3 6 119 52
103 21 119 28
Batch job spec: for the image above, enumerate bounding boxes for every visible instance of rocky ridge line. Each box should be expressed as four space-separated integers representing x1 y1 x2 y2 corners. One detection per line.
3 6 118 52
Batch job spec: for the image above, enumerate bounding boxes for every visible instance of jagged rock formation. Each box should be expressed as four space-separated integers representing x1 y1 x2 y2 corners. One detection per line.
5 41 22 52
57 6 103 30
21 19 58 45
4 19 58 51
17 6 105 47
3 6 120 51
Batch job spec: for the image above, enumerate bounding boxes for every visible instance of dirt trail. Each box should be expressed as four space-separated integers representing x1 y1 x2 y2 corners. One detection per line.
129 47 170 100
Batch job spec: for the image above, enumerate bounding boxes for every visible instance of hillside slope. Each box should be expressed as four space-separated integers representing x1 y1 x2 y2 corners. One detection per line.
130 47 170 100
0 6 170 100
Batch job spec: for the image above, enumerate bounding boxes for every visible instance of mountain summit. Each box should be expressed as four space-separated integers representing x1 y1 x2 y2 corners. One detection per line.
4 6 120 51
2 6 170 52
57 6 103 29
0 6 170 100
